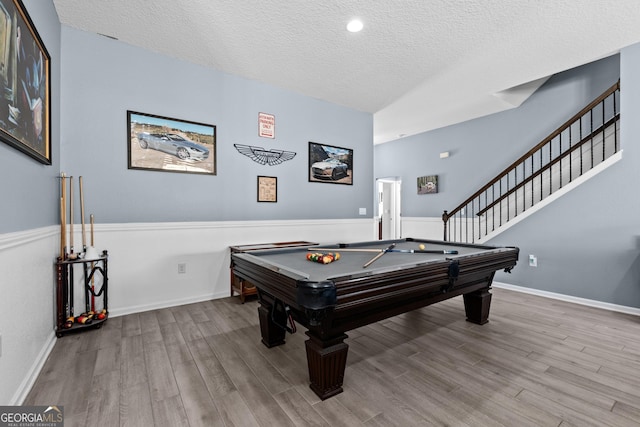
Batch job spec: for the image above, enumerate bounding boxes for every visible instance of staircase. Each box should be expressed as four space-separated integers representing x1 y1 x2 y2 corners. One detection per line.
443 81 620 244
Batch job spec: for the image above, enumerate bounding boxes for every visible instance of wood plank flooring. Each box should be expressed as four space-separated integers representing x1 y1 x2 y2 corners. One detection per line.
24 288 640 426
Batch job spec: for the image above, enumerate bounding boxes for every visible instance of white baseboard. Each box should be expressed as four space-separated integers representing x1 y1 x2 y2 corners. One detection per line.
493 281 640 316
108 290 230 317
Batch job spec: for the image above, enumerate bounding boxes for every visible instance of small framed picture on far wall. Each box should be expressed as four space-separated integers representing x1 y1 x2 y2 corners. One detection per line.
417 175 438 194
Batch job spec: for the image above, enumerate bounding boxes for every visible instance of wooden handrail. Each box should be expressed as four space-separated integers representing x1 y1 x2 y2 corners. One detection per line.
475 114 619 217
443 80 620 222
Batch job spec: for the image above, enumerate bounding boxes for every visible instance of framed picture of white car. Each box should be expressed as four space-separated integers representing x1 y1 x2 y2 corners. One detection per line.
308 141 353 185
127 110 216 175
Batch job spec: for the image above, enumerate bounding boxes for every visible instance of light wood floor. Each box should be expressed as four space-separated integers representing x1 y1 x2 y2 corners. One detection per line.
25 288 640 426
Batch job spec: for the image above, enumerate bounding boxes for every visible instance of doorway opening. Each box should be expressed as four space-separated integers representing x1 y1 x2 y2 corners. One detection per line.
376 177 402 240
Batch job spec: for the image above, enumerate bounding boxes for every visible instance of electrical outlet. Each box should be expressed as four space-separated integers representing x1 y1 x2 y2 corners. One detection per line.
178 263 187 274
529 254 537 267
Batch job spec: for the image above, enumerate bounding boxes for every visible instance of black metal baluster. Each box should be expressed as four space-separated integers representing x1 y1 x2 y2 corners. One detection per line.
613 90 618 153
569 123 572 183
472 200 476 242
559 133 563 189
492 183 495 232
530 155 534 207
601 99 606 162
590 109 594 169
512 169 515 217
580 114 584 175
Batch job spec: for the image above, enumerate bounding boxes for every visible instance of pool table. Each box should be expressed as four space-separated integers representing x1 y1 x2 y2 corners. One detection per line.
230 237 519 400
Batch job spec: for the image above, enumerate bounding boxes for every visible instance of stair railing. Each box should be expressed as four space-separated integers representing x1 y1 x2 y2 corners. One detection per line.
443 81 620 243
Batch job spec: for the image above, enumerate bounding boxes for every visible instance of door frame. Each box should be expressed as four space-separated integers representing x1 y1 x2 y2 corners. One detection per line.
376 177 402 240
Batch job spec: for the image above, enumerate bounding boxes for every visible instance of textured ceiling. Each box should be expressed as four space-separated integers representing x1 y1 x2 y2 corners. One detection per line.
53 0 640 144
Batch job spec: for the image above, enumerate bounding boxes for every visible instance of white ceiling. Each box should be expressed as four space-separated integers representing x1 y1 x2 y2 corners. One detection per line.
52 0 640 144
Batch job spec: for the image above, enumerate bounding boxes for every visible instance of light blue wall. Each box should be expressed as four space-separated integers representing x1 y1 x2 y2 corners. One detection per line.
491 46 640 307
375 55 619 218
58 27 373 224
0 0 60 233
375 53 640 308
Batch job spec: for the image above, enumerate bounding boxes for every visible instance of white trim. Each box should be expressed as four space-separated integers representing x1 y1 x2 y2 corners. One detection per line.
11 332 56 405
95 218 368 233
493 281 640 317
0 226 58 251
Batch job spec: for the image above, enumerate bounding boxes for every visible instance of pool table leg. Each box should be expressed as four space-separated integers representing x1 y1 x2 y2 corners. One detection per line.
463 287 492 325
305 332 349 400
258 299 287 348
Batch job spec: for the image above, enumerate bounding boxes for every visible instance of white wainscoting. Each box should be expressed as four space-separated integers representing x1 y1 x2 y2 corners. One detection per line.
399 217 444 240
0 226 59 405
89 218 377 317
1 218 375 404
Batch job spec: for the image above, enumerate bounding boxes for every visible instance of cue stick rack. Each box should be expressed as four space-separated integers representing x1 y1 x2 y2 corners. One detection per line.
55 252 109 337
55 173 109 337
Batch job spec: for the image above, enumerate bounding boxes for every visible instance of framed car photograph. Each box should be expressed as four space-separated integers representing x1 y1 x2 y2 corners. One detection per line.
0 0 51 164
127 111 216 175
308 141 353 185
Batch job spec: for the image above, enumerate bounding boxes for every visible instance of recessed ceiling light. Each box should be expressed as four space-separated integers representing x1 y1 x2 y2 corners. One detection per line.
347 19 363 33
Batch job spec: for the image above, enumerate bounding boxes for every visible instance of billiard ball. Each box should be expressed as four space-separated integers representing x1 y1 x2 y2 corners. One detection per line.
419 244 425 250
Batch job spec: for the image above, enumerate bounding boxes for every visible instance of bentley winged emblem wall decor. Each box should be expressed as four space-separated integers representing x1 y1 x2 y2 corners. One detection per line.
234 144 296 166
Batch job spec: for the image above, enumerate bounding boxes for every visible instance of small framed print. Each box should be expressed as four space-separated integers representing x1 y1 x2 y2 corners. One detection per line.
417 175 438 194
257 175 277 202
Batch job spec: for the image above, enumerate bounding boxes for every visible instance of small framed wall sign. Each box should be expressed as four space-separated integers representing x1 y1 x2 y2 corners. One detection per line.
257 175 277 202
258 112 275 138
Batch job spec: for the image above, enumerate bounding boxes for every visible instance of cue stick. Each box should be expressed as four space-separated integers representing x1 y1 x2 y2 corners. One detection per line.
59 197 65 258
311 248 459 255
90 214 96 312
363 243 396 268
61 173 67 259
69 176 75 258
79 176 86 251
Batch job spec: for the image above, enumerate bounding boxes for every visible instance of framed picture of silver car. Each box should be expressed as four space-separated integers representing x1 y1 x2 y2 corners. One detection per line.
308 141 353 185
127 110 216 175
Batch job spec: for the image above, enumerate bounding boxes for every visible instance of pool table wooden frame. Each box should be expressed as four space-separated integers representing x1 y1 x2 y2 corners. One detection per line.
230 237 519 400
